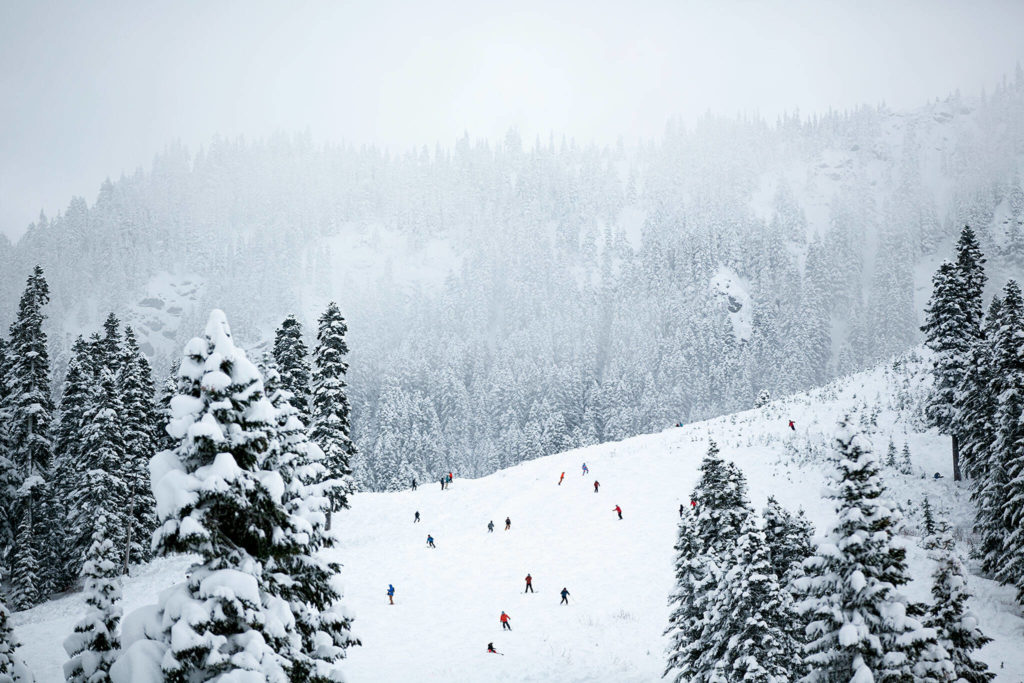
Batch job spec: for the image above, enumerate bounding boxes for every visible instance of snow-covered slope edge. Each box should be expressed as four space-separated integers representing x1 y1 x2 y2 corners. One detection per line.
12 351 1024 681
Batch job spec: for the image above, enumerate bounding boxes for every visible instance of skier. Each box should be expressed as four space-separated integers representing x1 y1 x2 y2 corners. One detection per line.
488 520 495 533
448 471 453 485
487 642 501 654
691 498 697 508
558 471 565 485
505 516 511 530
440 477 446 490
593 481 600 493
679 503 684 517
427 534 436 548
560 587 570 605
500 611 512 631
412 477 417 491
582 463 588 475
613 505 622 520
788 419 796 431
525 574 534 593
414 511 420 523
387 584 395 605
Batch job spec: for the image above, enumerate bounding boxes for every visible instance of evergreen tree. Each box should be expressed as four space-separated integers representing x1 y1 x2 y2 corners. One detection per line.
925 530 994 682
63 515 121 683
97 313 122 376
0 593 32 682
692 439 750 554
706 514 798 681
118 328 158 567
900 442 913 476
8 514 40 611
762 496 814 588
155 359 181 454
66 370 129 579
273 314 312 421
921 497 936 537
116 310 353 680
885 438 898 469
992 281 1024 600
797 416 947 682
955 296 1000 482
310 303 357 516
264 376 358 680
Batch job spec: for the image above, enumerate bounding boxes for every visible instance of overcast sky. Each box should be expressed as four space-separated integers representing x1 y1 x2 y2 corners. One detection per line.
1 0 1023 241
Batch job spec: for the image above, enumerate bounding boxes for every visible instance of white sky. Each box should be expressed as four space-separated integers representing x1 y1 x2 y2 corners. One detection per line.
2 0 1023 240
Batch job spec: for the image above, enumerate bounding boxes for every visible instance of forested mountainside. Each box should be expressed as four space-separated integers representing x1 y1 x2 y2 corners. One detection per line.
2 72 1024 489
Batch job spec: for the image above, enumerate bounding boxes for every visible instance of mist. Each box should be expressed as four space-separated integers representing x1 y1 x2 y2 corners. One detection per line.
3 0 1024 240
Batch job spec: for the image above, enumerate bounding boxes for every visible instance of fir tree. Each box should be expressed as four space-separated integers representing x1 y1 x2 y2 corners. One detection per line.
310 303 357 517
921 497 936 537
97 313 122 376
155 359 181 454
273 314 312 420
116 310 343 680
762 496 814 588
692 439 750 554
8 514 40 611
925 530 994 682
955 296 1000 482
118 328 158 567
0 592 32 682
63 515 121 683
900 442 913 476
66 370 129 579
797 416 947 682
885 438 898 469
992 281 1024 601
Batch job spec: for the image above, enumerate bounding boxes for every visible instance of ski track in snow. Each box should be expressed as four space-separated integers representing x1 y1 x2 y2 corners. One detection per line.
12 363 1024 681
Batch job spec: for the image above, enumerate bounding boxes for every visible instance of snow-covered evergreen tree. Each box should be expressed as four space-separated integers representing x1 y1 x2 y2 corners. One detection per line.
900 442 913 476
796 416 949 682
63 515 121 683
7 514 39 611
118 327 158 567
0 592 32 682
763 496 814 588
273 314 312 421
692 439 751 554
924 529 993 682
310 302 357 515
885 438 898 469
991 281 1024 601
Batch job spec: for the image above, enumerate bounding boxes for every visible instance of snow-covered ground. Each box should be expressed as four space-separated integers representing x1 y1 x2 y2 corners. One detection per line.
11 355 1024 681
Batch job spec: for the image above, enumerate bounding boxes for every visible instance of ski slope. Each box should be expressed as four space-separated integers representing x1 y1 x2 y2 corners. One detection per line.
12 355 1024 681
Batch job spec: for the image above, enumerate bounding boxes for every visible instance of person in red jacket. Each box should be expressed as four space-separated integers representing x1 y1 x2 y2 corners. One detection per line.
558 471 565 485
500 611 512 630
788 420 796 431
525 574 534 593
594 481 600 493
613 505 622 520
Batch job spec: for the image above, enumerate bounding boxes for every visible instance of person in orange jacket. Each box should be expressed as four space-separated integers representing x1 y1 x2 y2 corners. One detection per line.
558 471 565 485
613 505 622 520
500 611 512 630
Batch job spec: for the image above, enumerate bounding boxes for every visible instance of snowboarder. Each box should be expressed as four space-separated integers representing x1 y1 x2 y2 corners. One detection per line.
593 481 600 493
560 587 570 605
412 477 417 491
427 534 436 548
558 471 565 485
788 419 796 431
414 511 420 523
387 584 395 604
525 574 534 593
500 611 512 630
505 516 511 530
488 520 495 533
582 463 588 475
613 505 622 520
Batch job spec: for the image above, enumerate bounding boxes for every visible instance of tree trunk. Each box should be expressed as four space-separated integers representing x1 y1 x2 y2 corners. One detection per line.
952 433 962 482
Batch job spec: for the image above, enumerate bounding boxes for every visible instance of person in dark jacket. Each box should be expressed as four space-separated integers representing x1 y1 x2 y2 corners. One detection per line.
594 481 600 493
505 517 511 530
488 520 494 532
414 511 420 523
560 587 570 605
411 477 417 491
525 574 534 593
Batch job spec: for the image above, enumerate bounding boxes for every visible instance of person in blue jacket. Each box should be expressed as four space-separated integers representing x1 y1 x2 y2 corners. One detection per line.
387 584 395 604
427 534 436 548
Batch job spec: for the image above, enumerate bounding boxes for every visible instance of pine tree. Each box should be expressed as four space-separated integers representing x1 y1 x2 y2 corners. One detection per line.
264 375 358 680
692 439 750 554
797 416 947 682
900 442 913 476
118 328 158 567
97 313 123 376
155 359 181 454
0 593 32 682
63 515 121 683
885 438 898 468
273 314 312 421
925 530 994 682
66 370 129 579
310 303 357 516
8 514 40 611
992 281 1024 601
955 296 1000 482
117 309 340 680
762 496 814 588
921 497 936 537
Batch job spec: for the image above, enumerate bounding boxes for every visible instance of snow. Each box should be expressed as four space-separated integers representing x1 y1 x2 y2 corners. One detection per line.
10 356 1024 681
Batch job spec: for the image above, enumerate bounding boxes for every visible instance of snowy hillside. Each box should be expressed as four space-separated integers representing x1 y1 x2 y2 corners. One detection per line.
11 352 1024 681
